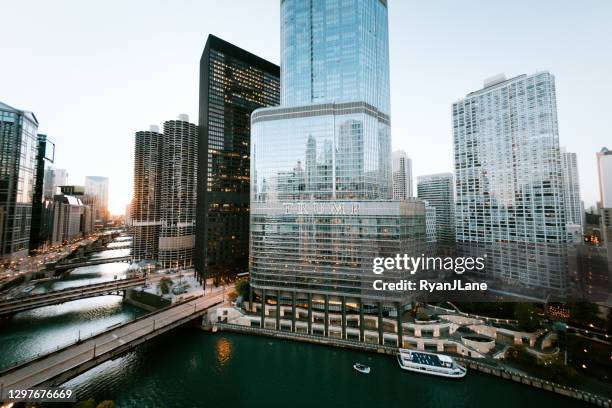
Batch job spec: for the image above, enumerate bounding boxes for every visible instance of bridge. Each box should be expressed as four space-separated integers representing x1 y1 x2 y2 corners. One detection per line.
0 277 145 317
0 293 223 398
52 255 132 272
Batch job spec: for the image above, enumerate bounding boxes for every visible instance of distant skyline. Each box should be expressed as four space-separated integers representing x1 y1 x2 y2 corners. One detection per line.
1 0 610 214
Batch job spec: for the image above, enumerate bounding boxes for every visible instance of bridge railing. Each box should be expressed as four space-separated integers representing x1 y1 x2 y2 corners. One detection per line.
0 278 145 308
0 294 204 375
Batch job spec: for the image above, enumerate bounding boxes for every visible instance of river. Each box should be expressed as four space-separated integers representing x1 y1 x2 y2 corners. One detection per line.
0 247 588 407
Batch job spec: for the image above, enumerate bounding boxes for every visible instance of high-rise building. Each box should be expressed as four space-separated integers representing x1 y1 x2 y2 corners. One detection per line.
158 115 198 269
195 35 280 283
424 201 437 243
560 148 583 231
392 150 413 199
131 126 163 262
85 176 109 222
51 185 91 244
417 173 454 245
0 101 38 260
597 147 612 208
597 147 612 275
249 0 425 344
43 168 69 199
29 134 55 251
453 73 567 296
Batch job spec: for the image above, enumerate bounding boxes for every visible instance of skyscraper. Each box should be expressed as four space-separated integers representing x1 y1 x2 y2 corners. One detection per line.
392 150 413 199
249 0 425 344
597 147 612 274
131 126 163 263
43 168 68 199
597 147 612 208
417 173 454 245
453 73 567 296
85 176 110 222
195 35 280 283
29 134 55 251
0 101 38 260
158 115 198 269
560 148 583 231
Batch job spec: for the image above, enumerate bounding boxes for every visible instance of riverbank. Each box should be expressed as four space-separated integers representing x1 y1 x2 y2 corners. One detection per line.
215 322 611 407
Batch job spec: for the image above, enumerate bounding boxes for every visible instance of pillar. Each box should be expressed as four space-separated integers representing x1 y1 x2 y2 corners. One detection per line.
276 290 281 330
260 289 266 328
291 291 296 332
396 302 403 348
324 295 329 337
307 293 312 335
359 301 365 342
341 297 347 340
378 302 384 345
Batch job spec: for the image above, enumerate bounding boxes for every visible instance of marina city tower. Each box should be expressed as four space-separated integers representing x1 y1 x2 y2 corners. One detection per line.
249 0 425 344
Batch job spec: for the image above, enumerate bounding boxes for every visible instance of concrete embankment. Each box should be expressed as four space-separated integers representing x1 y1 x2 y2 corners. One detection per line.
215 322 611 407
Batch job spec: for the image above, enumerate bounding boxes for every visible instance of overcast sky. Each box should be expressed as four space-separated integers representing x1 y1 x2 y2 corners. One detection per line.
1 0 610 214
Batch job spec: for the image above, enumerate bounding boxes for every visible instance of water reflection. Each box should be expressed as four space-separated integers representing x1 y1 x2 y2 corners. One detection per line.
215 336 233 371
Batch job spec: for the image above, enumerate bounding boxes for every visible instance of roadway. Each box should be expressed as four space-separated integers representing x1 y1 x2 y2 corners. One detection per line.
0 277 145 317
0 290 225 395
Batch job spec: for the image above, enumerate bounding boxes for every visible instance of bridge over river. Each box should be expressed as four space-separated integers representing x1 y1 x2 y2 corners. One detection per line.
0 277 145 317
0 293 223 400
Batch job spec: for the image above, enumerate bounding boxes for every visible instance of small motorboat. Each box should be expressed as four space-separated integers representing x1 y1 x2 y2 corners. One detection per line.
353 363 371 374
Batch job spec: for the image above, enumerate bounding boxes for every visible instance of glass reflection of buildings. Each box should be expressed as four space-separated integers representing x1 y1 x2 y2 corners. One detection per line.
453 73 568 300
249 0 425 345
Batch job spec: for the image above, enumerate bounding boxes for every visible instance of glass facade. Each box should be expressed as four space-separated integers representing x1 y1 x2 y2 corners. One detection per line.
0 101 38 259
453 72 568 297
249 0 426 313
417 173 455 245
196 35 280 282
280 0 390 115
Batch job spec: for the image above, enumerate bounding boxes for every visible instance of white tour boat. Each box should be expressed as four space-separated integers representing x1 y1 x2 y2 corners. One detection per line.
396 348 466 378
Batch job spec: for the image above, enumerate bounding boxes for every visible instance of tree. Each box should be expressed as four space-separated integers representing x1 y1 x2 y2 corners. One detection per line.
514 303 540 332
235 280 250 299
76 398 97 408
158 277 173 295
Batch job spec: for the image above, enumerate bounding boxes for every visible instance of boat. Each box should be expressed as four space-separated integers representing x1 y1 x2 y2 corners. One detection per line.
353 363 371 374
396 348 466 378
23 285 35 293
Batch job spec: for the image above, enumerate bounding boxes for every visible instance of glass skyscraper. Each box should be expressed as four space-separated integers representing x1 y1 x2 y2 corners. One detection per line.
249 0 425 345
453 73 568 299
417 173 455 245
0 101 38 260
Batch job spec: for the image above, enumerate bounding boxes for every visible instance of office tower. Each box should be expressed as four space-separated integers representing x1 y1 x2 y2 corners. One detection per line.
424 201 437 243
392 150 413 199
158 115 198 269
597 147 612 274
598 148 612 207
195 35 280 283
0 101 38 260
29 134 55 251
52 186 90 243
131 126 163 262
43 168 69 199
250 0 425 345
561 148 583 232
85 176 110 222
453 73 567 296
417 173 455 244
